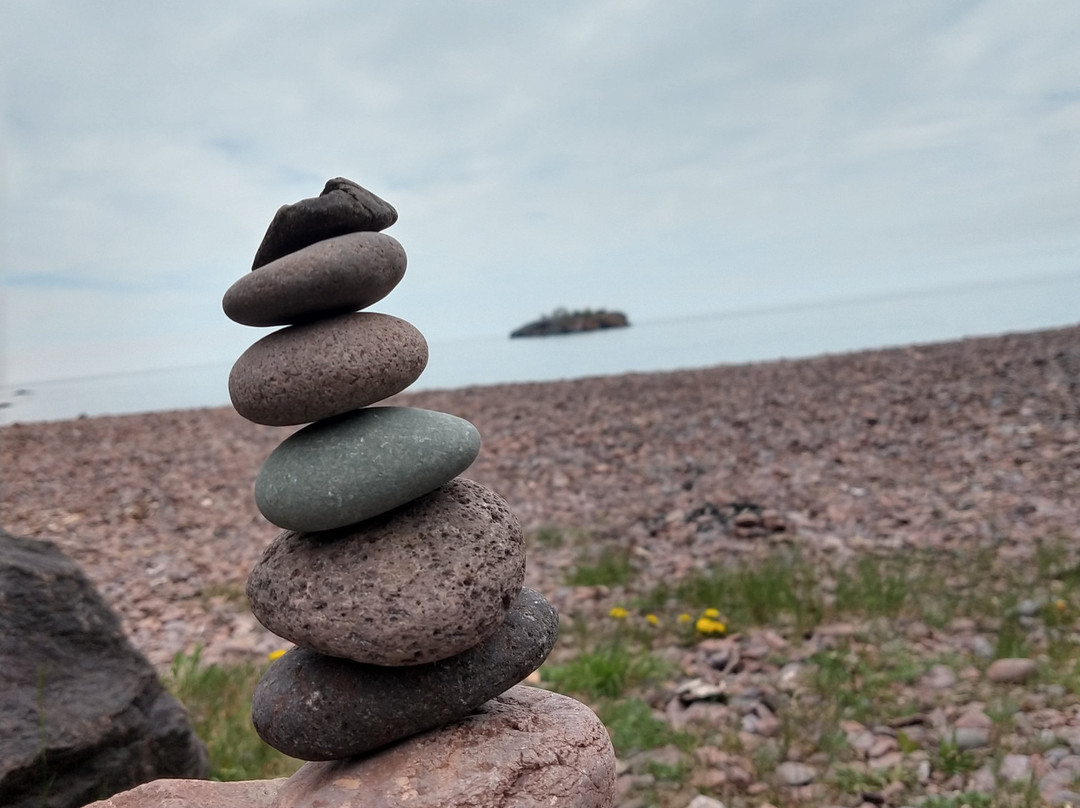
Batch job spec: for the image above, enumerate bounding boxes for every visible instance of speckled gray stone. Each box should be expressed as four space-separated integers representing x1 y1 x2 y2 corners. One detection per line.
228 312 427 426
250 588 558 760
224 232 407 326
251 178 398 269
254 407 481 532
247 478 525 665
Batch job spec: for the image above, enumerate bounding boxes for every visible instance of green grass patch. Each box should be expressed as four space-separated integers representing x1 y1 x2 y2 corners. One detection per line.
529 525 566 549
658 553 825 634
934 737 980 777
542 640 671 700
596 698 694 756
166 647 302 781
805 643 925 722
833 554 916 618
564 545 635 587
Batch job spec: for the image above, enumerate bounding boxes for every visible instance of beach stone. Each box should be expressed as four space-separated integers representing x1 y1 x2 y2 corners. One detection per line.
273 686 613 808
251 589 559 760
987 657 1039 683
224 232 407 326
923 663 957 689
951 726 991 750
83 778 284 808
252 178 398 269
0 531 208 808
999 753 1033 783
229 312 427 426
247 478 525 665
686 797 727 808
776 761 816 786
254 407 481 532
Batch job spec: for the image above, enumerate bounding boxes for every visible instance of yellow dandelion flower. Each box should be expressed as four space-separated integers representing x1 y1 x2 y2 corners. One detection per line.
677 613 692 624
646 613 660 627
1055 599 1068 612
268 649 287 661
695 617 727 635
703 607 721 619
609 606 629 619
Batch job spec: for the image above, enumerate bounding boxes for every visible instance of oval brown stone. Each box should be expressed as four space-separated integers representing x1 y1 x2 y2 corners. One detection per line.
223 232 407 326
250 589 559 760
246 478 526 665
228 312 427 426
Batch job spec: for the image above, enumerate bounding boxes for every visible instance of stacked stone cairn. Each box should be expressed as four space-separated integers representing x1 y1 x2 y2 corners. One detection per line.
222 179 560 761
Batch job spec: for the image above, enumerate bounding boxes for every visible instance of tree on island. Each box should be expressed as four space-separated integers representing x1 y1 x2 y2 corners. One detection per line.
510 307 630 338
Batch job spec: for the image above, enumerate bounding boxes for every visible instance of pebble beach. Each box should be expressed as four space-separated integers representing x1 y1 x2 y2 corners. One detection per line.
4 322 1080 804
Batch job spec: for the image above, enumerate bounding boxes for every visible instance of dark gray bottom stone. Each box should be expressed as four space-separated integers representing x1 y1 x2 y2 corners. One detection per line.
251 587 558 760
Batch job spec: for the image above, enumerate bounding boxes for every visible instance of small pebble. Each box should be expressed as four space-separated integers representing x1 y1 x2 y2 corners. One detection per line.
971 635 995 658
999 753 1033 782
955 708 993 729
775 761 816 786
952 727 991 750
923 664 957 689
1015 598 1041 617
987 657 1039 683
686 796 726 808
969 763 996 793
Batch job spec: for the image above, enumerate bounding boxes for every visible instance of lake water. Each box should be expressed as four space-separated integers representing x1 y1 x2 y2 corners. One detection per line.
2 274 1077 425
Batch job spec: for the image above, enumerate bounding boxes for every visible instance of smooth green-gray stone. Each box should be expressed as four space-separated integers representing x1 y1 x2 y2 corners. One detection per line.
254 406 481 531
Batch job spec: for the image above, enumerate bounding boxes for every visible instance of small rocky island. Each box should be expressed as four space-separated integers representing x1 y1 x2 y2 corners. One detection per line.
510 307 629 338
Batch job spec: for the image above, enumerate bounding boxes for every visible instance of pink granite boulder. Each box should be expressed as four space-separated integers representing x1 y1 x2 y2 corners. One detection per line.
274 686 615 808
82 778 284 808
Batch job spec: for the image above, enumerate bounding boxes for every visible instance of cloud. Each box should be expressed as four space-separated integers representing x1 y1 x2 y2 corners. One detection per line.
3 1 1079 382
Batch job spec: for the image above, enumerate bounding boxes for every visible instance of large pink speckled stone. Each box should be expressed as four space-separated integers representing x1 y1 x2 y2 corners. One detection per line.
224 232 407 326
82 778 284 808
228 312 427 426
274 686 616 808
246 478 525 666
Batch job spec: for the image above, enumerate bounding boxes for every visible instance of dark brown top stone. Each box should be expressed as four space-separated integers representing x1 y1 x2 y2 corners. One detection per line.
251 178 398 270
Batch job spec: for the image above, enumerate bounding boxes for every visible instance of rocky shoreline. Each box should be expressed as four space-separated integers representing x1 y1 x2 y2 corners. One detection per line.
2 324 1077 664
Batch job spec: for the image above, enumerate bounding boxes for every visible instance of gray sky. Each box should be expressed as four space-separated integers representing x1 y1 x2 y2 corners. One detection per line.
3 1 1079 385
